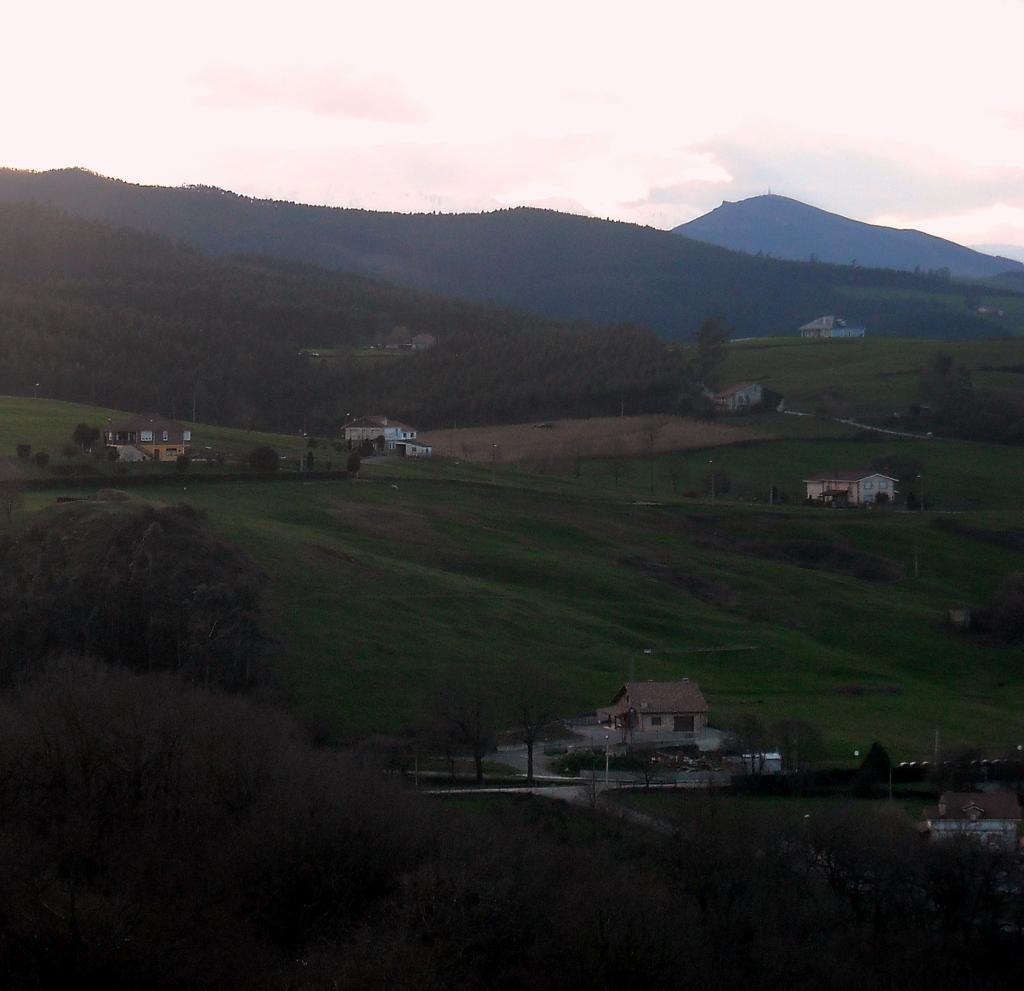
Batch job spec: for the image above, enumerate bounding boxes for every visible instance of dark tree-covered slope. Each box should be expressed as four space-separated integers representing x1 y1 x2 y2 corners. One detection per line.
0 168 1020 339
675 194 1024 279
0 202 682 430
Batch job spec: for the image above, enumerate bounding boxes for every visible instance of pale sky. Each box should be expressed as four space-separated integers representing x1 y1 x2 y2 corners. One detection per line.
6 0 1024 250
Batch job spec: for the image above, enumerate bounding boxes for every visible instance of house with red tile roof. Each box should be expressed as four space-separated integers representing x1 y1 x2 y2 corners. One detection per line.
341 416 430 456
597 679 708 744
104 414 192 463
922 791 1022 852
804 469 898 506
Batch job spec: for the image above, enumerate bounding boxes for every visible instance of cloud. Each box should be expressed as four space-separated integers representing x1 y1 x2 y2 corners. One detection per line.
196 64 426 123
616 130 1024 232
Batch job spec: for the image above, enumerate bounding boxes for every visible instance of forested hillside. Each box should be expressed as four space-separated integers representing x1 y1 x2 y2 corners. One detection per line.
1 168 1022 339
0 202 681 431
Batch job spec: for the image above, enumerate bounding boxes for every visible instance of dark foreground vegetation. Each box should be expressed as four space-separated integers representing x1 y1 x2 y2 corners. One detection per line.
0 659 1022 990
0 501 266 689
0 473 1022 988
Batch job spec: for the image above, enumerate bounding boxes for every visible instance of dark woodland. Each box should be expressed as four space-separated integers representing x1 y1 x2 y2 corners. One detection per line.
0 202 682 431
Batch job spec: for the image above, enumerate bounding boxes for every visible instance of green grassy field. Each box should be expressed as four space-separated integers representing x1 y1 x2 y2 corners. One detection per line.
0 396 315 472
6 393 1024 761
717 336 1024 420
570 433 1024 509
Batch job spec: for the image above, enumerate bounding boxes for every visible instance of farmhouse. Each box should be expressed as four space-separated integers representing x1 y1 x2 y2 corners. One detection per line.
804 470 897 506
104 414 192 463
713 382 763 412
598 679 708 743
342 416 427 455
799 315 866 339
922 791 1022 852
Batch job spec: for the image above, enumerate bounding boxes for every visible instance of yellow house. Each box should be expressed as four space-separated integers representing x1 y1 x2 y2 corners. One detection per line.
105 414 193 463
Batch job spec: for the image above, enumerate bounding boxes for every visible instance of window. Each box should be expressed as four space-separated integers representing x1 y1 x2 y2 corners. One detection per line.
183 430 191 442
864 480 873 490
878 479 887 489
162 431 169 441
651 716 662 726
141 430 153 442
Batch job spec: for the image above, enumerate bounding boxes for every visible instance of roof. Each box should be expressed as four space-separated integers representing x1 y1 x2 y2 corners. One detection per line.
715 382 760 398
799 315 845 331
343 416 415 431
609 679 708 714
108 413 187 433
929 791 1022 821
803 470 899 483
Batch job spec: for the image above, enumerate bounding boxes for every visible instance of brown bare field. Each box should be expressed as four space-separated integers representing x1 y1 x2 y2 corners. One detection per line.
419 415 772 464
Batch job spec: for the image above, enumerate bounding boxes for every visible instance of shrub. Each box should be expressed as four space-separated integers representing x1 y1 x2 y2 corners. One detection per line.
346 451 361 475
175 453 191 473
15 443 30 460
248 445 279 472
32 451 49 469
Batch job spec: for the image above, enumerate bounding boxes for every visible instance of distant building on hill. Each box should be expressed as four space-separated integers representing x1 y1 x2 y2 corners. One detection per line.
713 382 764 412
341 416 431 456
104 414 192 463
799 315 866 339
804 469 897 506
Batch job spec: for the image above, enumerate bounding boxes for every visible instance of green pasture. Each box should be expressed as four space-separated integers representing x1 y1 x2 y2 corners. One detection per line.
717 336 1024 420
567 433 1024 510
6 393 1024 760
0 395 314 471
21 455 1022 759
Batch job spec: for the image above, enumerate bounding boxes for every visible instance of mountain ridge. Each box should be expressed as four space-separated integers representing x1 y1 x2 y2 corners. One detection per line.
0 167 1021 340
674 194 1024 279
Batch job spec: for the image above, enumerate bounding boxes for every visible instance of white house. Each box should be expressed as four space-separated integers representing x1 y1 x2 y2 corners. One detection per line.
804 470 898 506
713 382 764 412
799 316 866 339
393 439 433 458
923 791 1021 852
342 416 426 454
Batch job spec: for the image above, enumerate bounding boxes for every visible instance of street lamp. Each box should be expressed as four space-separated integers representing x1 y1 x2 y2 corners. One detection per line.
709 459 715 502
33 382 39 399
604 733 610 788
916 473 925 512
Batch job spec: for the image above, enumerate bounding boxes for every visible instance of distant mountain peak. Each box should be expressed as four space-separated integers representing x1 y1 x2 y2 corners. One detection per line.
674 195 1024 278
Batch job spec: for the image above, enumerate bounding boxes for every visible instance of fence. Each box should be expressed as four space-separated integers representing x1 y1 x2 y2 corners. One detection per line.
578 769 732 788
